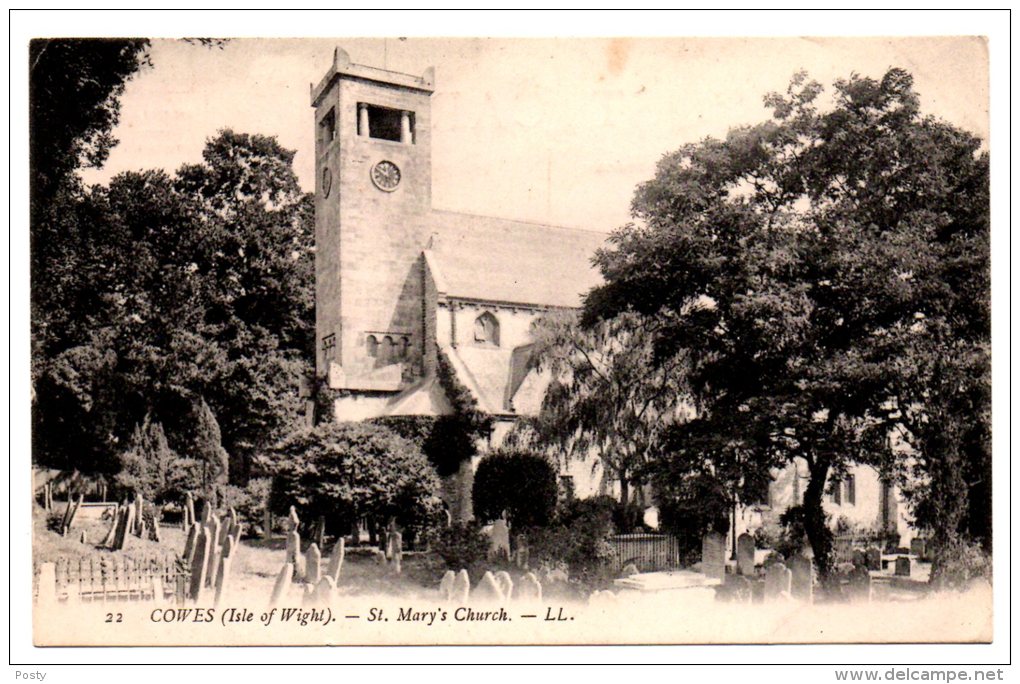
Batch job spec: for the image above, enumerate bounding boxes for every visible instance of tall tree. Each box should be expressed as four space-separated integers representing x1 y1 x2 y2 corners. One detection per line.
584 69 989 582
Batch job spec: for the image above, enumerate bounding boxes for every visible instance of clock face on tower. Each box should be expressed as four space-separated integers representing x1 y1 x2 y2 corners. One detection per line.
371 160 401 192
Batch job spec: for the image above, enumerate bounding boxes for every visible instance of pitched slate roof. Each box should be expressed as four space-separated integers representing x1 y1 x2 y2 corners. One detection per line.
425 209 607 308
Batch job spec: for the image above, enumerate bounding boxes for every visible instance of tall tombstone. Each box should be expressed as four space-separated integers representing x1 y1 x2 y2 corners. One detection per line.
789 555 813 603
151 515 161 543
286 529 301 565
439 570 456 600
389 531 403 575
214 537 236 607
865 547 882 572
452 569 471 604
326 538 345 583
205 517 223 588
736 533 756 577
188 528 211 603
287 506 300 532
305 543 322 585
269 562 294 608
101 506 119 547
494 571 514 602
113 504 135 551
847 565 873 603
183 493 194 531
701 531 726 582
516 572 542 603
262 507 273 540
894 556 911 577
200 500 212 525
764 563 792 601
183 523 201 567
473 571 504 603
489 519 511 561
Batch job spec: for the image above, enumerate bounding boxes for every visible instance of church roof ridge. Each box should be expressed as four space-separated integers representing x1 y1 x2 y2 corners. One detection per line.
430 207 611 238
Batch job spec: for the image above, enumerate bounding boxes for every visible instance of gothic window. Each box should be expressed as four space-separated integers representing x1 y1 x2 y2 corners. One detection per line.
398 336 410 359
381 336 395 364
366 334 378 358
473 312 500 347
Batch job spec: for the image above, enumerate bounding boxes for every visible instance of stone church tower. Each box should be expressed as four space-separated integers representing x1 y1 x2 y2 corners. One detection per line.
312 48 435 397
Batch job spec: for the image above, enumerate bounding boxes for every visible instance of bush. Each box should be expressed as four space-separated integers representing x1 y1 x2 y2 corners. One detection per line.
426 523 500 583
267 421 443 539
472 450 557 527
932 538 991 590
220 477 271 535
525 495 618 590
370 415 478 477
115 417 205 503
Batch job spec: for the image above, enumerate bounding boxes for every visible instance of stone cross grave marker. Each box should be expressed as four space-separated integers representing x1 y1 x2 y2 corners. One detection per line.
736 533 756 577
701 531 726 582
764 562 792 601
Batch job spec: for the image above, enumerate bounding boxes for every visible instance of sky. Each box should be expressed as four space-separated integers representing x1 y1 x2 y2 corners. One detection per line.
80 36 989 234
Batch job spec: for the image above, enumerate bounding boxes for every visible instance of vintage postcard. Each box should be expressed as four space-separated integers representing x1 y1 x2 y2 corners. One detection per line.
25 33 995 650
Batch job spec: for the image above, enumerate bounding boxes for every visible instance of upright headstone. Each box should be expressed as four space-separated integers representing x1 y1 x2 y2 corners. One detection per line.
389 531 403 575
214 537 236 607
183 493 195 531
262 507 272 540
183 523 201 566
305 543 322 585
895 556 911 577
133 493 144 536
269 562 294 608
101 506 119 547
720 574 753 603
326 538 345 582
865 547 882 572
452 569 470 604
286 529 301 565
439 570 456 600
205 517 223 588
701 532 726 582
113 504 135 551
287 506 300 532
188 529 211 603
516 572 542 602
494 570 514 602
789 555 813 603
151 515 161 543
847 565 872 603
489 519 511 561
473 571 504 602
764 563 792 601
736 533 756 577
621 563 640 578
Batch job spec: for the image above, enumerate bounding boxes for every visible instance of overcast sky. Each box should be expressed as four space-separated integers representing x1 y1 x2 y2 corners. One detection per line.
80 36 988 234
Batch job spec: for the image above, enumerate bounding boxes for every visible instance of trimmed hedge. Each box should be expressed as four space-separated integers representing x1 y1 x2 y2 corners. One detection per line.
471 449 558 527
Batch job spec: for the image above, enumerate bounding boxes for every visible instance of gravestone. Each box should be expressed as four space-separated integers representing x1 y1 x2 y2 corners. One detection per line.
847 565 872 603
439 570 456 600
214 537 236 607
315 576 336 605
286 529 300 565
101 506 120 547
736 533 756 577
151 516 161 543
894 556 911 577
764 563 792 601
494 570 514 602
133 493 144 536
789 555 813 603
852 549 867 569
112 504 135 551
516 572 542 602
305 543 322 585
183 493 195 531
326 538 345 583
183 523 201 566
205 518 223 588
489 519 511 561
701 532 726 582
910 537 925 558
865 547 882 572
188 529 211 603
200 499 212 525
287 506 300 531
721 574 752 603
545 567 569 585
314 516 326 549
269 562 294 608
452 569 471 604
262 507 272 540
621 563 640 578
473 571 504 602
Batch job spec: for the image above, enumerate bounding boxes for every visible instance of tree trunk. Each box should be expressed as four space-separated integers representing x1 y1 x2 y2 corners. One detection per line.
619 471 630 508
803 457 835 590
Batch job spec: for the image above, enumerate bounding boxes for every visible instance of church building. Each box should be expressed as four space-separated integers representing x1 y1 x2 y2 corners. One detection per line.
309 48 915 546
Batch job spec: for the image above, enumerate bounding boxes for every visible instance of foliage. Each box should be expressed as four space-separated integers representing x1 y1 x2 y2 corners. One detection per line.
471 450 558 527
370 415 477 478
435 344 493 435
220 477 272 533
514 311 689 506
527 496 618 588
113 417 203 503
266 422 443 538
582 68 989 581
426 523 495 583
930 538 991 590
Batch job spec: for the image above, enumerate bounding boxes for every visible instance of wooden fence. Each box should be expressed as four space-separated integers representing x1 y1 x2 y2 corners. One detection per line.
33 552 189 604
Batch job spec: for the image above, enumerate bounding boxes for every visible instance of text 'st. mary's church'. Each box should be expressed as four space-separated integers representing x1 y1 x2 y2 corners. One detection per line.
311 49 606 517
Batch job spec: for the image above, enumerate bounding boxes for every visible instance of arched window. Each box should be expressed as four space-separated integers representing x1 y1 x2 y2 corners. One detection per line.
366 335 378 358
381 336 395 364
399 336 410 359
473 312 500 347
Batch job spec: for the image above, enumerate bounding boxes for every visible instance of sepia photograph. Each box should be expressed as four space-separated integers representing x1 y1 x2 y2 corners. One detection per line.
12 9 1008 672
